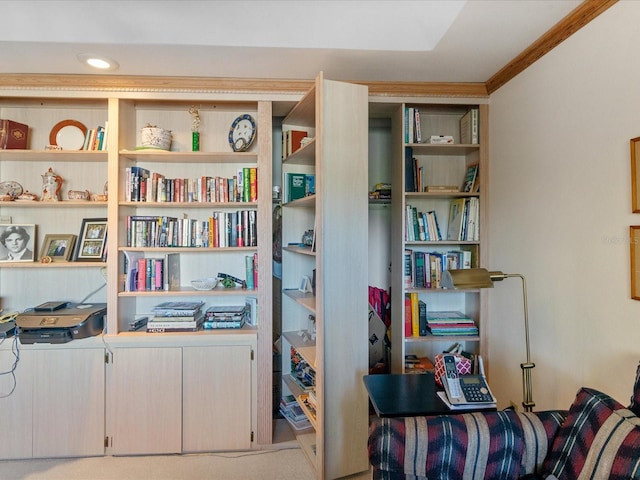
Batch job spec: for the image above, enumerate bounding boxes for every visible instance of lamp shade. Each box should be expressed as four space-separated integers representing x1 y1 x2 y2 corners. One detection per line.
441 268 500 289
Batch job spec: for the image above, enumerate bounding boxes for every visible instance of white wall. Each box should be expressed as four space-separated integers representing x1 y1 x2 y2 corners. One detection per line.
488 0 640 411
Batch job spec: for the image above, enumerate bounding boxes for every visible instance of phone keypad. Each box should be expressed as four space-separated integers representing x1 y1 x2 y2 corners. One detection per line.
461 385 493 403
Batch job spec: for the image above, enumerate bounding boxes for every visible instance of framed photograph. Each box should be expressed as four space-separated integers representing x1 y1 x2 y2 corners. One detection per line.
74 218 107 262
0 224 36 263
40 234 76 262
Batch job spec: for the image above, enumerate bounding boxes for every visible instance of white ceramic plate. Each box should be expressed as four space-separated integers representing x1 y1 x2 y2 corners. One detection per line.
0 180 23 197
49 120 87 150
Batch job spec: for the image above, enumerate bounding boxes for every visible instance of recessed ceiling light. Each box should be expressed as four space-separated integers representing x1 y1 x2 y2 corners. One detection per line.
77 53 119 71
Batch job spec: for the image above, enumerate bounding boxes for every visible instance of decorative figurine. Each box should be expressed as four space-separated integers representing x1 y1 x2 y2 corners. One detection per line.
189 105 201 152
41 167 63 201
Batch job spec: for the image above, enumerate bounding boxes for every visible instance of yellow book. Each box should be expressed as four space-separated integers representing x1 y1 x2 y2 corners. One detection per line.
410 292 420 337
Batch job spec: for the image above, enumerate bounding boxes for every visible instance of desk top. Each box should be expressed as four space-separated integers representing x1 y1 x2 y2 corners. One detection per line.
363 372 497 417
363 372 451 417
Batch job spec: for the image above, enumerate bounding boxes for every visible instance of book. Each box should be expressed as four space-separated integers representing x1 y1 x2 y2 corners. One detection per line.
462 164 478 193
202 319 245 329
404 294 412 337
410 292 419 337
447 198 467 241
153 301 204 317
245 296 258 326
286 173 307 202
460 108 479 144
418 300 428 336
147 318 203 330
0 119 29 149
163 252 180 291
284 129 308 157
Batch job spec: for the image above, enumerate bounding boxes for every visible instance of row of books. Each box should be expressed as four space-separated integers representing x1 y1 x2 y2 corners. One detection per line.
124 166 258 203
281 129 309 159
291 345 315 392
123 251 258 292
83 124 108 151
405 107 422 144
283 172 315 203
404 148 480 194
446 197 480 242
123 251 180 292
404 296 479 337
404 107 479 145
404 248 472 290
142 300 257 332
406 204 443 242
126 211 257 248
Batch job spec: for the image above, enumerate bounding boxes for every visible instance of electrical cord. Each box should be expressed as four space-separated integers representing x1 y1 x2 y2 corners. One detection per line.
0 330 20 398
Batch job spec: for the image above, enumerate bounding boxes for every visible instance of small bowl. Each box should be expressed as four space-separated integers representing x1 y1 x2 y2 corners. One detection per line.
191 277 219 291
140 126 172 151
68 189 90 200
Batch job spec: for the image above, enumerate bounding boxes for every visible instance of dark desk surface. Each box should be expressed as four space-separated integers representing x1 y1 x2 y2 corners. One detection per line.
363 372 496 417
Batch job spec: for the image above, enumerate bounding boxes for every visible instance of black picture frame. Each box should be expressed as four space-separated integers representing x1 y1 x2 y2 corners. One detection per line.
74 218 107 262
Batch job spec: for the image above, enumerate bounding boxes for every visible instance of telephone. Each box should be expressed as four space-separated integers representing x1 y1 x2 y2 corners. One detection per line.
441 354 496 405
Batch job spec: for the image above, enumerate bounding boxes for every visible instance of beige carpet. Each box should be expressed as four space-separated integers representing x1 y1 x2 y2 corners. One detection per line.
0 448 317 480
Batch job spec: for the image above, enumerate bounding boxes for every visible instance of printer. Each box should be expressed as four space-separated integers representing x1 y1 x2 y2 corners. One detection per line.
16 303 106 344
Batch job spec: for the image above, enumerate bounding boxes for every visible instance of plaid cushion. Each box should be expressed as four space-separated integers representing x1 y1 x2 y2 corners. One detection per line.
629 361 640 416
368 410 566 480
543 387 640 479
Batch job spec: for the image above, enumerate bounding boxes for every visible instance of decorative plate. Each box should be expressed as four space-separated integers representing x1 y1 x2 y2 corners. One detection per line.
0 180 23 198
228 114 256 152
49 120 87 150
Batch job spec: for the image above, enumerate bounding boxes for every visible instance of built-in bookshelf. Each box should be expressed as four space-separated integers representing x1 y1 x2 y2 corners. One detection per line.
390 103 489 374
279 73 369 479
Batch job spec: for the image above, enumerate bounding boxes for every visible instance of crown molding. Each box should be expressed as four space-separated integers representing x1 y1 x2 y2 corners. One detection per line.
0 74 488 99
486 0 618 94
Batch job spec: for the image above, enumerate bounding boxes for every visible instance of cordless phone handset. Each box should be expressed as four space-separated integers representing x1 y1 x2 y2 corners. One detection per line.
443 354 462 399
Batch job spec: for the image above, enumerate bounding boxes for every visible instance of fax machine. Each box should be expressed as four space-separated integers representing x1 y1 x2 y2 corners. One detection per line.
16 303 106 344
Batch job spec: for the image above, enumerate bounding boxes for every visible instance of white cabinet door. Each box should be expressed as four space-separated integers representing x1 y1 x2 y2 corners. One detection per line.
33 348 105 457
182 345 252 451
0 346 33 459
107 347 182 455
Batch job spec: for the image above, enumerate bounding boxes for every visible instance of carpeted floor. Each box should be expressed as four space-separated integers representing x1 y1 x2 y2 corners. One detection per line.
0 448 317 480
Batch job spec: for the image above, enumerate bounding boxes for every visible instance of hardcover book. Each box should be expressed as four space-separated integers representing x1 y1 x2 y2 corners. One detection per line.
0 119 29 149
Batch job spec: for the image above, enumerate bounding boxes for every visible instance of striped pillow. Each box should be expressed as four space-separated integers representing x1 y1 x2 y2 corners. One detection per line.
543 387 640 479
629 361 640 416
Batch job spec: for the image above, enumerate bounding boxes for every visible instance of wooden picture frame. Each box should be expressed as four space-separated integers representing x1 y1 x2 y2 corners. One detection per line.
631 226 640 300
40 234 76 262
631 137 640 212
74 218 107 262
0 224 36 262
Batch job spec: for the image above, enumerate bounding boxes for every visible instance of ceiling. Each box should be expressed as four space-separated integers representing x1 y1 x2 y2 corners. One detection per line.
0 0 592 84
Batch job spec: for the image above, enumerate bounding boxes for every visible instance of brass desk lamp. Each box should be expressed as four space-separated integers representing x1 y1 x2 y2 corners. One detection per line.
441 268 536 412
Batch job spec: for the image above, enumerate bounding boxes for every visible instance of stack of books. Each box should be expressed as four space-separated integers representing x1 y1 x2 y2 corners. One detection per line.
426 310 479 336
279 394 312 431
203 305 247 329
147 301 205 333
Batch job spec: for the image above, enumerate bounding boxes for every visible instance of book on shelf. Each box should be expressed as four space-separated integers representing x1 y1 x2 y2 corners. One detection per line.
405 147 416 192
418 300 428 336
447 198 467 241
147 315 204 331
462 164 479 193
460 108 479 145
425 185 460 193
153 301 205 317
410 292 419 337
283 129 308 158
404 294 412 337
164 253 180 291
405 355 434 373
202 319 245 329
245 296 258 326
426 310 478 336
0 119 29 149
284 172 313 202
